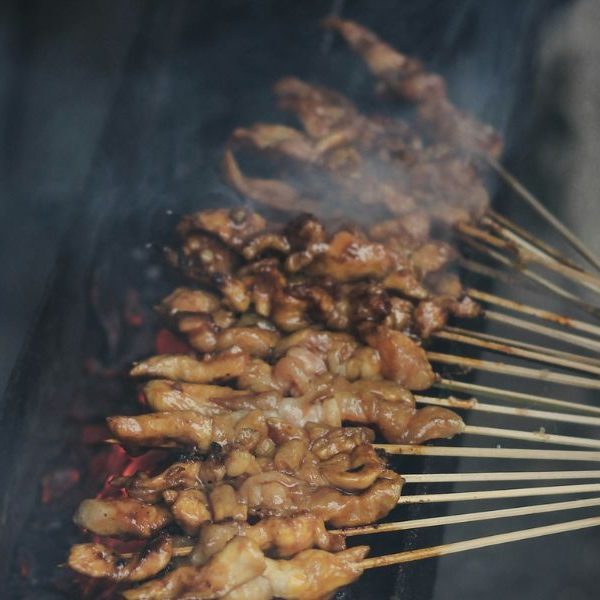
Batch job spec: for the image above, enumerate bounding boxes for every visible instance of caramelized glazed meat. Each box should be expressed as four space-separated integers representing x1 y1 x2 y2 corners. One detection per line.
122 536 266 600
68 535 173 582
130 351 250 383
107 409 271 451
323 17 502 159
177 208 267 250
190 515 344 565
73 498 172 538
123 537 368 600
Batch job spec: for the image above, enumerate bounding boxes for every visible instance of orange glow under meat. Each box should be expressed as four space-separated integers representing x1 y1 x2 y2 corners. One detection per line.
155 327 193 354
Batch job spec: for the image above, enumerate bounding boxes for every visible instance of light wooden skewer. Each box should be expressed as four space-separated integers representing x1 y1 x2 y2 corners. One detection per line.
458 222 600 297
104 420 600 452
485 209 582 271
442 326 600 369
435 378 600 415
359 515 600 569
427 351 600 390
403 471 600 484
117 496 600 560
483 310 600 354
415 395 600 428
376 445 600 462
485 156 600 273
460 234 595 311
467 288 600 339
433 329 600 375
483 218 600 293
396 482 600 504
339 496 600 535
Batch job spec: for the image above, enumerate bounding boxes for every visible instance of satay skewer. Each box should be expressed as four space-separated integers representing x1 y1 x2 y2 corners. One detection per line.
376 445 600 462
485 156 600 274
460 234 600 317
360 515 600 569
403 471 600 484
433 330 600 375
441 326 600 369
114 497 600 561
415 395 600 428
483 310 600 354
436 378 600 415
396 482 600 504
458 222 600 296
485 209 583 271
466 288 600 339
427 352 600 390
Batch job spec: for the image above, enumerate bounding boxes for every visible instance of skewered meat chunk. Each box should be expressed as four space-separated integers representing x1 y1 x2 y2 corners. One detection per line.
143 380 245 412
130 351 250 383
307 230 394 282
124 536 369 600
177 208 267 250
364 325 434 389
158 287 221 315
122 536 266 600
191 514 344 565
323 17 502 159
108 409 270 451
73 498 172 538
68 535 173 582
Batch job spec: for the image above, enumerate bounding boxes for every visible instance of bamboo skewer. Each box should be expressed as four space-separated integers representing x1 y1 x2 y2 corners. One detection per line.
395 482 600 505
116 497 600 560
483 310 600 353
460 234 591 308
427 351 600 390
415 395 600 428
462 425 600 450
467 288 600 339
433 329 600 375
485 156 600 273
458 222 600 296
360 515 600 569
376 445 600 462
442 326 600 368
435 378 600 415
486 209 582 271
341 497 600 535
403 471 600 484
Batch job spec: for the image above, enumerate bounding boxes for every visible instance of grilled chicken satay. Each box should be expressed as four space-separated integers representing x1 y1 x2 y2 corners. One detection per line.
323 17 502 159
190 514 345 564
131 323 435 392
122 536 369 600
73 497 172 538
76 467 401 533
164 209 478 339
113 427 387 508
67 535 173 582
274 77 491 224
119 381 463 447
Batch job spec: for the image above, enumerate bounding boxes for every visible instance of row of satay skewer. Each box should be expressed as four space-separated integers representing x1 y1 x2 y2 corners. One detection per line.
67 18 600 600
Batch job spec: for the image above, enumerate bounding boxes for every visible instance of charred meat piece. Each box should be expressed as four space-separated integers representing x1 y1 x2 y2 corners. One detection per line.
191 514 345 565
73 498 172 538
177 208 266 250
123 536 368 600
324 17 502 159
68 535 173 582
130 351 250 383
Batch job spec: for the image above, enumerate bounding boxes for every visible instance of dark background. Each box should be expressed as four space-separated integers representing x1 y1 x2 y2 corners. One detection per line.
1 1 598 598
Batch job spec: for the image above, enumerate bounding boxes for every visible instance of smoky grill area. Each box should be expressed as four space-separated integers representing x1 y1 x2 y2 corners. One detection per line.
1 1 598 599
